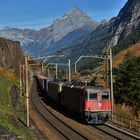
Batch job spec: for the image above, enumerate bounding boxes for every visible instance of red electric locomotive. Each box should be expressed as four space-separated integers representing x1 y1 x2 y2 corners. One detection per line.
36 74 112 123
84 86 111 123
61 84 111 123
46 80 112 124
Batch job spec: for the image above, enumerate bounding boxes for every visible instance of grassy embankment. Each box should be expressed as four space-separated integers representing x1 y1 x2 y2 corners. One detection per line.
0 67 36 140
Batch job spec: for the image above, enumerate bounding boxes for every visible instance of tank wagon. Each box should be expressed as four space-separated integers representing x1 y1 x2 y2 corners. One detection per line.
62 84 111 123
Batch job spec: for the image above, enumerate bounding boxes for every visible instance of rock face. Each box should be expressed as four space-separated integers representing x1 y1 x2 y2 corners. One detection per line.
0 0 139 65
107 0 140 46
0 37 23 73
0 8 98 56
95 0 140 47
48 7 97 42
51 0 140 65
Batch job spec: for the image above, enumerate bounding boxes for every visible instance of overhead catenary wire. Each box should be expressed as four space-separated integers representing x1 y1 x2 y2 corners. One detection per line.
21 7 140 68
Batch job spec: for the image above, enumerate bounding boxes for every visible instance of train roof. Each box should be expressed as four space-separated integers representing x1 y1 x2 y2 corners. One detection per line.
84 86 110 92
63 83 110 91
37 75 47 79
48 81 64 86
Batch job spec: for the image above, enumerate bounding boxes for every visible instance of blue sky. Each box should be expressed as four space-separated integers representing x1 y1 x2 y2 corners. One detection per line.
0 0 127 30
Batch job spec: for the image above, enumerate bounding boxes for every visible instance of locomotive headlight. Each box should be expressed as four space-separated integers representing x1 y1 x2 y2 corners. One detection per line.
106 108 110 111
88 107 93 111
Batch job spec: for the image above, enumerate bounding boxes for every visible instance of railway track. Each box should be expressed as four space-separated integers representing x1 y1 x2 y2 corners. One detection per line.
31 79 140 140
89 122 140 140
31 83 89 140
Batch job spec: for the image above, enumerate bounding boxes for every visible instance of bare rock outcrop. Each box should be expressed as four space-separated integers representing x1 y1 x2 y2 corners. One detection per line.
0 37 23 74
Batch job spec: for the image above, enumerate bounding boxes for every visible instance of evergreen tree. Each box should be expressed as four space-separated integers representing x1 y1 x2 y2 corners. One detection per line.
114 55 140 113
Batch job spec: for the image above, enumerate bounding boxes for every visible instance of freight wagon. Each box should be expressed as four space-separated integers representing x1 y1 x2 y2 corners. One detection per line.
47 81 112 123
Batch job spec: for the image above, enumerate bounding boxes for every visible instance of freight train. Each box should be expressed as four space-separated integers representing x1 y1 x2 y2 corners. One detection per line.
36 75 112 123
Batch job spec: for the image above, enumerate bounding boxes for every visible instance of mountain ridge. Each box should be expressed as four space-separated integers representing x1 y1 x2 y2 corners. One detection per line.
51 0 140 67
0 7 98 55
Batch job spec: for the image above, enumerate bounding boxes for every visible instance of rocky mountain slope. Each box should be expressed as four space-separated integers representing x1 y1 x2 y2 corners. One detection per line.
1 0 139 69
52 0 140 66
0 37 23 74
0 8 98 56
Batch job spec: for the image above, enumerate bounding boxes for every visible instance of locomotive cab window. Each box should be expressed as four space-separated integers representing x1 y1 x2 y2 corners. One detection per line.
88 92 97 100
102 92 109 100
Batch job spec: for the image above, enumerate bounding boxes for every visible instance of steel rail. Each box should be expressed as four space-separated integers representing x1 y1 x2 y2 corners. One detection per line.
105 122 140 140
31 80 88 140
